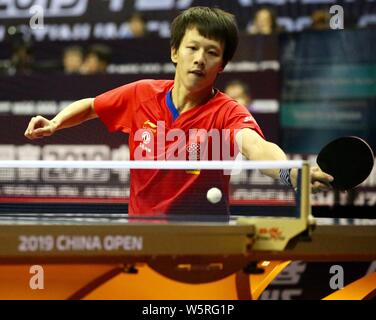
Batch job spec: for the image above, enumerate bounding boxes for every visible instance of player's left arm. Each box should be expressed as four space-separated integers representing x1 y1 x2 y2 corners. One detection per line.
236 128 333 191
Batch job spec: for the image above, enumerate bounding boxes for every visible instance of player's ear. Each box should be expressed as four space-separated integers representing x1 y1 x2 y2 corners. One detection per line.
171 47 178 64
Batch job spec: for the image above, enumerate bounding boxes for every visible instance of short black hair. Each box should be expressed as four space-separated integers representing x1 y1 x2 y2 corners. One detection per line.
170 7 239 67
87 44 112 64
127 12 146 23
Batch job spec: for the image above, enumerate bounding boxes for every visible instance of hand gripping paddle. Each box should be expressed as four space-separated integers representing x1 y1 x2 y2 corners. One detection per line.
317 136 374 190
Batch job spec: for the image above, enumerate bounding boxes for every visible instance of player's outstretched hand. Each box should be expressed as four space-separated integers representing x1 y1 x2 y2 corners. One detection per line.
24 116 58 140
310 166 334 192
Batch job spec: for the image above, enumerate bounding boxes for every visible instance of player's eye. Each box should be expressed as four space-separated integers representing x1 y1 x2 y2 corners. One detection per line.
208 51 219 56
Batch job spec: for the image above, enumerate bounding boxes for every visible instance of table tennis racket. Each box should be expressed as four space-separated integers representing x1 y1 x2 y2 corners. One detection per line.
317 136 374 190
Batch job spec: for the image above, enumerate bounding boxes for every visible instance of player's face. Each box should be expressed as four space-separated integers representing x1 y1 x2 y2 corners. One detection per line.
171 27 224 92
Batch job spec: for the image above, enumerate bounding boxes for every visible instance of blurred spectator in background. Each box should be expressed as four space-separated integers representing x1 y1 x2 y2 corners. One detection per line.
128 13 147 38
224 80 252 110
246 7 279 35
5 27 34 75
121 12 148 38
8 44 34 75
80 44 112 74
309 9 330 30
62 46 83 74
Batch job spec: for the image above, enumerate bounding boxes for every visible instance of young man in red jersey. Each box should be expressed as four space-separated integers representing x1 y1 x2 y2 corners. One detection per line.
24 7 333 215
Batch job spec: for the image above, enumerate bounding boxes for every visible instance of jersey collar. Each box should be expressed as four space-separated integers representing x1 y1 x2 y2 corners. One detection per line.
166 90 179 121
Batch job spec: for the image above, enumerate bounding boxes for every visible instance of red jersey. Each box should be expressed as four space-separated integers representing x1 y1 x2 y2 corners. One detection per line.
94 79 264 215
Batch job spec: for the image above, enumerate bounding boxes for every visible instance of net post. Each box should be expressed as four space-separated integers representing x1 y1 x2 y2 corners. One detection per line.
300 161 311 222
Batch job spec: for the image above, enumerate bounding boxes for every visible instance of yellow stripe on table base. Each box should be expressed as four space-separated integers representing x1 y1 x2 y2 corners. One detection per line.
323 272 376 300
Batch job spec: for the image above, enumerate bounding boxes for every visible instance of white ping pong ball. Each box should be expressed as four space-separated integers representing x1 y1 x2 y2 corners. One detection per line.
206 187 222 204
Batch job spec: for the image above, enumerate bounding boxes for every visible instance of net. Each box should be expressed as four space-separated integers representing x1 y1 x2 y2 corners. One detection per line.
0 160 306 218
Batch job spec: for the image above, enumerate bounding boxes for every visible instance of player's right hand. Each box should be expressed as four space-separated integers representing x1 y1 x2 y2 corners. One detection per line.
24 116 58 140
310 166 334 193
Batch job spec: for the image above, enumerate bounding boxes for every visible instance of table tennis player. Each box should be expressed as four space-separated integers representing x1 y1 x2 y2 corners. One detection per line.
24 7 333 215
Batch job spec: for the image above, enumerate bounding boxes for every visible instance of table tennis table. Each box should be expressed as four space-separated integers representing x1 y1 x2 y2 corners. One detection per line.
0 213 375 300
